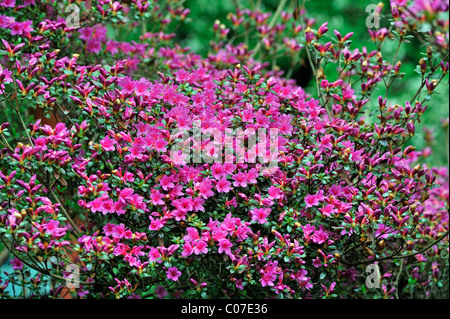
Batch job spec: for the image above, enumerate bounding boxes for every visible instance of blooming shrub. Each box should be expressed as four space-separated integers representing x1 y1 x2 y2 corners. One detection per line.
0 0 448 299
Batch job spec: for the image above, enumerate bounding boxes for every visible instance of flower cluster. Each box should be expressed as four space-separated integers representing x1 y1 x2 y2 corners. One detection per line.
0 0 448 299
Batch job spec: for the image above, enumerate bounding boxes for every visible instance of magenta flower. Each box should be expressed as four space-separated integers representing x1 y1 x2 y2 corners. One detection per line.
10 257 23 270
167 267 182 281
43 220 67 237
312 229 329 244
260 270 277 287
134 78 151 97
197 178 214 199
149 216 165 231
0 15 15 28
86 39 102 53
246 168 259 184
100 136 116 151
150 189 165 205
232 171 248 187
217 238 233 257
211 163 226 179
1 0 15 8
250 207 271 224
193 239 208 255
319 205 337 217
118 77 135 95
216 177 231 193
305 193 320 208
160 175 175 191
148 247 161 262
155 285 167 299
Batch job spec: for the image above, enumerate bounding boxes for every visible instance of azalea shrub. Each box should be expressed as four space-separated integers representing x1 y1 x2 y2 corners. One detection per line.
0 0 448 299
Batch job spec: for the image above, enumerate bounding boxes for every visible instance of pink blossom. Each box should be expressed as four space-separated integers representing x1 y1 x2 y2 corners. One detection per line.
150 189 165 205
100 136 116 151
1 0 15 8
232 171 248 187
193 239 208 255
210 163 226 179
216 177 232 193
167 267 181 281
160 175 175 191
217 238 233 257
250 207 271 224
148 247 161 262
260 270 277 287
10 257 23 270
305 193 320 208
149 217 165 231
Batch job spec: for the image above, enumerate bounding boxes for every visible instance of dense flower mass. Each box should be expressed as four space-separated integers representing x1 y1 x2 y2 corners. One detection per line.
0 0 448 299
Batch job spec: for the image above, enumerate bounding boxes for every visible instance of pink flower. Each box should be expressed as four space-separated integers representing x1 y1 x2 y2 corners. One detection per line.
232 171 248 187
155 285 167 299
86 39 102 54
250 208 271 224
197 178 214 199
223 163 236 174
154 138 168 152
10 257 23 270
111 223 126 239
150 189 165 205
169 150 188 166
313 257 322 268
79 27 93 41
319 205 337 217
149 216 165 231
268 185 283 199
118 77 135 95
44 220 67 237
148 247 161 262
217 238 233 257
193 239 208 255
260 270 277 287
134 78 151 97
173 197 193 213
312 229 329 244
301 224 315 243
160 175 175 191
0 15 15 28
242 109 255 122
305 193 320 208
216 177 231 193
100 136 116 151
191 197 205 212
1 0 15 8
319 134 334 150
167 267 181 281
210 163 226 179
246 168 259 184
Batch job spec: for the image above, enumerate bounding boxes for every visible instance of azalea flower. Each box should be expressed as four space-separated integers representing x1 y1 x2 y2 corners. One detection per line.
232 171 248 187
250 208 271 224
10 257 23 270
216 177 232 193
167 267 181 281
